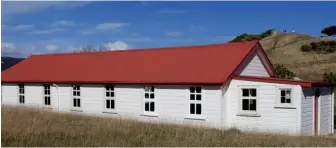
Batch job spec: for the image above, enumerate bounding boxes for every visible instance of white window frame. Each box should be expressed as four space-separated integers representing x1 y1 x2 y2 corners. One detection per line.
238 86 259 116
104 85 116 113
143 86 157 116
18 84 25 104
43 84 51 107
275 87 295 108
188 86 203 118
71 85 82 111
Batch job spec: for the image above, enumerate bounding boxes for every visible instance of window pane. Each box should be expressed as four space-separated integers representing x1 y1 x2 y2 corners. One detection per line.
242 99 249 110
144 86 150 92
190 103 195 114
45 97 48 105
242 89 249 97
196 94 201 100
190 94 195 100
281 97 286 103
196 104 201 114
286 99 291 103
105 85 110 90
250 89 256 97
111 92 115 97
190 87 195 93
111 86 114 91
285 91 291 98
150 93 154 99
150 102 155 112
73 98 77 107
47 97 50 105
73 91 76 96
145 102 149 111
106 100 110 109
150 87 154 92
281 90 285 97
111 100 115 109
76 91 80 96
44 90 48 95
250 99 256 111
47 90 50 95
145 93 149 98
77 99 81 107
106 92 110 97
196 87 201 93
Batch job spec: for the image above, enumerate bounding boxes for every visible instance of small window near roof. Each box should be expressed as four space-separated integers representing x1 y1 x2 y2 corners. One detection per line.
18 84 25 104
280 89 291 104
144 86 155 112
72 85 81 108
105 85 115 111
43 84 51 106
190 86 202 115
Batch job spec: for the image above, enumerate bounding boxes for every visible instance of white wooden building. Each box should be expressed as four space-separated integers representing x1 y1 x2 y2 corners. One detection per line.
1 41 335 135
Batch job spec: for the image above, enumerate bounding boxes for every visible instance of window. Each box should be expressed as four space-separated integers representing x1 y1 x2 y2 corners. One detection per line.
72 85 81 108
190 86 202 115
241 88 257 111
280 89 291 104
43 84 51 106
144 86 155 112
105 85 115 110
18 84 25 104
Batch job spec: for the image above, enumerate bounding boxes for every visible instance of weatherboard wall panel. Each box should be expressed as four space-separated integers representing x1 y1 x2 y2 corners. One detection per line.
2 84 19 105
238 53 270 77
319 87 333 135
227 80 300 134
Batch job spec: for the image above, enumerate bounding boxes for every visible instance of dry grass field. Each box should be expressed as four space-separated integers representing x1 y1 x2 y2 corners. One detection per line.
260 33 336 80
1 105 336 147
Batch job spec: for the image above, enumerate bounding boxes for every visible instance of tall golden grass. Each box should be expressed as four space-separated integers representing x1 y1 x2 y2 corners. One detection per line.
1 105 336 147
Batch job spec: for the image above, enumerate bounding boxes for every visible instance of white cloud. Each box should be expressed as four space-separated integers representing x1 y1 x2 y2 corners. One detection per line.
166 31 182 37
2 2 90 16
46 44 58 52
3 24 35 31
96 23 128 31
105 41 132 51
52 20 75 27
80 22 128 35
159 9 186 14
30 28 66 34
1 42 16 52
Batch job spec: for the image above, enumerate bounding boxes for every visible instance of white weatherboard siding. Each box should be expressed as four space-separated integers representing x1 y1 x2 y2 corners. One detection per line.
226 80 301 134
319 87 333 135
2 83 19 105
301 87 314 135
2 84 222 128
238 53 270 77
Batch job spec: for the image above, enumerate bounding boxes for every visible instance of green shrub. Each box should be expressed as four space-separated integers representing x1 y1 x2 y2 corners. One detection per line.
323 72 336 82
300 40 336 54
274 64 295 79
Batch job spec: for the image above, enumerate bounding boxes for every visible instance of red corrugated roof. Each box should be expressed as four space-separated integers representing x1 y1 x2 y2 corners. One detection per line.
2 41 261 84
233 76 336 87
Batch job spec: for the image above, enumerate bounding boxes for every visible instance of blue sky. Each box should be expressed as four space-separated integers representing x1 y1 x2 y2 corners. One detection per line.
2 1 336 57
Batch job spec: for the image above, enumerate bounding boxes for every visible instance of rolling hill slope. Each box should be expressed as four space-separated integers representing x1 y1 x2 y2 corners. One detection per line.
260 33 336 81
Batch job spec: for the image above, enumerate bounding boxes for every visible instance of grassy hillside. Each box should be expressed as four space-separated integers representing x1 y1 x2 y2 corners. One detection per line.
2 106 336 147
259 33 336 80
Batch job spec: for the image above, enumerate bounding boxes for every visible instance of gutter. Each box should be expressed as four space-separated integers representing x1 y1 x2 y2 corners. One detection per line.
52 84 60 112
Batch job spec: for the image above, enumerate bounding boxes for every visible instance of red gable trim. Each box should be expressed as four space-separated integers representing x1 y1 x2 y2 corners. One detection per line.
233 76 336 87
255 42 278 77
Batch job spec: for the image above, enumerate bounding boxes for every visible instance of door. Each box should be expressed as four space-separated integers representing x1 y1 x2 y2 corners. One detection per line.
314 88 320 135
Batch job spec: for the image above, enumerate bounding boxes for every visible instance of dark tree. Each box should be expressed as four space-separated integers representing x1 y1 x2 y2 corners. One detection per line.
321 26 336 36
323 72 336 82
274 64 295 79
74 45 109 53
